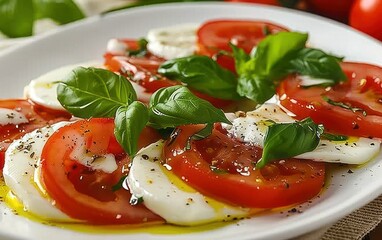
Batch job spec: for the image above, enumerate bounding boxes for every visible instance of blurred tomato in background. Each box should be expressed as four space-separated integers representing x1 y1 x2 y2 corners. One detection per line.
349 0 382 41
305 0 355 22
225 0 381 41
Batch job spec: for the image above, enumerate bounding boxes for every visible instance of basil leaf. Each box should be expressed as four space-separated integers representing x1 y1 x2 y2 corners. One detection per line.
257 118 321 168
231 43 252 75
114 102 149 156
254 31 308 78
185 123 214 150
286 48 347 83
33 0 84 24
57 67 137 118
321 132 348 141
323 96 367 116
127 38 148 57
0 0 34 37
158 55 241 100
237 74 275 104
148 86 230 129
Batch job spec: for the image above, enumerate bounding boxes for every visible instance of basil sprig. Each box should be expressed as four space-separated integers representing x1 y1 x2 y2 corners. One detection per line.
158 55 241 100
257 118 323 168
57 67 229 156
57 67 137 118
0 0 84 38
233 32 347 104
148 86 230 128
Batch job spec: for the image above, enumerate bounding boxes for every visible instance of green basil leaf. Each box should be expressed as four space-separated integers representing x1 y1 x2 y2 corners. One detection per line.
148 86 230 129
321 132 348 141
254 31 308 78
127 38 148 57
237 74 275 103
33 0 84 24
158 55 241 100
323 96 367 116
230 43 251 75
57 67 137 118
286 48 347 83
0 0 34 37
114 102 149 156
257 118 321 168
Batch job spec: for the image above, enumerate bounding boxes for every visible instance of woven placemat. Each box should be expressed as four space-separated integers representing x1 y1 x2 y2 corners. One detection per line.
295 195 382 240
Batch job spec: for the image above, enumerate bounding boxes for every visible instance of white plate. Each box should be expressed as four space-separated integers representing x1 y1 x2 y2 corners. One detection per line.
0 2 382 240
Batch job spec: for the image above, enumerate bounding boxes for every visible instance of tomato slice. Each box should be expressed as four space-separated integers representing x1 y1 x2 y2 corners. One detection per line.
104 55 177 94
41 118 164 225
0 99 71 170
104 53 233 108
196 20 288 72
164 125 325 208
277 62 382 138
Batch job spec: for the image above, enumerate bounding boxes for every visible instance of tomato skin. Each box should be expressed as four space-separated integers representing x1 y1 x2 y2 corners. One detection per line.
164 125 325 208
350 0 382 41
306 0 355 22
277 62 382 138
0 99 71 170
196 20 288 72
41 118 163 225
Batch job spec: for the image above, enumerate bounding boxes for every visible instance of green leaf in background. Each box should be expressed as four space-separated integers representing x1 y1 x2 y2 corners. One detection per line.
148 86 230 129
257 118 322 168
158 55 241 100
0 0 34 37
114 102 149 156
57 67 137 118
286 48 347 83
33 0 84 24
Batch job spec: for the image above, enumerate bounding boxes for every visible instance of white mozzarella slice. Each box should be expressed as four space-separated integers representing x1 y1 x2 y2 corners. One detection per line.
3 122 72 221
298 75 335 87
25 61 103 111
146 23 198 60
68 131 118 173
297 138 381 164
224 103 381 164
0 108 28 126
127 140 249 226
106 38 128 55
224 104 295 147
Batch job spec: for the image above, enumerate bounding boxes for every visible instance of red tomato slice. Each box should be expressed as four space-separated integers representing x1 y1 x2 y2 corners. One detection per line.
196 20 288 72
0 99 71 170
41 118 164 225
104 54 233 108
164 125 325 208
277 62 382 138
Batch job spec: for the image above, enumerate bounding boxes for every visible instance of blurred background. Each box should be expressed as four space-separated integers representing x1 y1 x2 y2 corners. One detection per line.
0 0 381 49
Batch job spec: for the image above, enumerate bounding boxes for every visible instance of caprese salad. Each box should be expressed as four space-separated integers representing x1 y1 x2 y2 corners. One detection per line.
0 19 381 229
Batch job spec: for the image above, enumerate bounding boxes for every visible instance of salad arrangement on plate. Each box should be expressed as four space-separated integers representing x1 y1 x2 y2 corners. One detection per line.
0 18 381 229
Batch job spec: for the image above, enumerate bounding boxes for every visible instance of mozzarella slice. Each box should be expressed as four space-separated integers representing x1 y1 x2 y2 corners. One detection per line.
127 140 250 226
223 103 381 164
146 23 198 60
3 122 72 221
24 61 103 111
0 108 28 126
